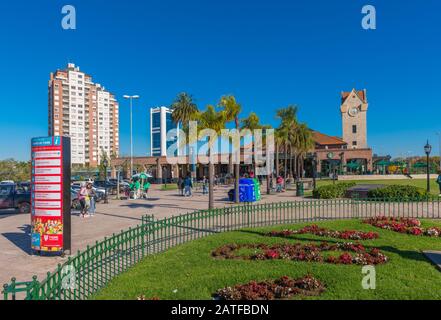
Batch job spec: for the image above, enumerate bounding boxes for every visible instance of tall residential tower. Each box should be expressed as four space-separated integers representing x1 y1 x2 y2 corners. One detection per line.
48 63 119 166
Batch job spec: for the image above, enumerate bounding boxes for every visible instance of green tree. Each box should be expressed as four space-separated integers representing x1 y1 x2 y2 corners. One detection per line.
199 105 227 209
241 112 271 194
0 159 31 182
276 105 302 183
171 92 199 130
170 92 199 177
218 95 242 203
98 149 110 180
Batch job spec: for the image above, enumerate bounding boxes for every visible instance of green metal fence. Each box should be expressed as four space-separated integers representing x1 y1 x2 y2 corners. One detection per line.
2 197 441 300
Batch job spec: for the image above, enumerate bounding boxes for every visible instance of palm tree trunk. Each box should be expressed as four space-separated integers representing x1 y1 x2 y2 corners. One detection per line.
266 158 271 195
209 152 214 210
284 144 287 189
288 144 292 180
234 120 240 203
235 162 240 203
275 143 279 177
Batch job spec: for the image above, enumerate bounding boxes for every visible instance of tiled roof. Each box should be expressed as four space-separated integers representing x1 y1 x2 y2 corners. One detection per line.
312 131 347 146
341 89 366 103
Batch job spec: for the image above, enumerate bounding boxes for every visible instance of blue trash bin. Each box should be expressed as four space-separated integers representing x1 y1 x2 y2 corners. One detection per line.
239 179 256 202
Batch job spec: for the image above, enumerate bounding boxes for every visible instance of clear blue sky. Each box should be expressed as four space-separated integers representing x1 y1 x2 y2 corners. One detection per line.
1 0 440 160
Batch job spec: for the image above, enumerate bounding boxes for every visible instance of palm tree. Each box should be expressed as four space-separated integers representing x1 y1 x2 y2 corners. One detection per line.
275 105 298 186
294 123 314 178
199 105 227 209
170 92 199 177
170 92 199 129
240 112 272 193
219 95 242 204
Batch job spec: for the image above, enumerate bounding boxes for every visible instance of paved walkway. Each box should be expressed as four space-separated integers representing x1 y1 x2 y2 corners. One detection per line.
0 184 302 287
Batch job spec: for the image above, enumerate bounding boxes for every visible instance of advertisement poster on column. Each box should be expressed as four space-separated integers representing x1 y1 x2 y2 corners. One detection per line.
31 136 71 254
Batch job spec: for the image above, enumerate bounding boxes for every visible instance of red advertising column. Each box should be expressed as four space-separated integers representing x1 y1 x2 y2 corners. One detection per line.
31 136 71 255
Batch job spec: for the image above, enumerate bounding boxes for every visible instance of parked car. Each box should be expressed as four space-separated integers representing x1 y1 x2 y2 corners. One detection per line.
93 180 117 195
0 180 15 185
0 183 31 213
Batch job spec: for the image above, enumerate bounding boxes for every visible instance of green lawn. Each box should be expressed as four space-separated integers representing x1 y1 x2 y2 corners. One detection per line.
303 179 441 197
93 219 441 300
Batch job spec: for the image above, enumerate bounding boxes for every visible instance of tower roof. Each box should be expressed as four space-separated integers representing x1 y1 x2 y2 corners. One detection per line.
341 89 367 104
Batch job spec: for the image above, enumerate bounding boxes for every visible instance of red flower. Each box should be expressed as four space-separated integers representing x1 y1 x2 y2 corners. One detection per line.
338 253 353 264
265 250 280 259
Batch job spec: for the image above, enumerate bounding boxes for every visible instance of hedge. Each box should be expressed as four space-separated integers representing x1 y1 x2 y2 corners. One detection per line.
367 185 428 200
312 182 356 199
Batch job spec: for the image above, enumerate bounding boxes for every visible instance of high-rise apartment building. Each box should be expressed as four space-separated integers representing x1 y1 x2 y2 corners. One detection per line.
150 106 180 157
48 63 119 166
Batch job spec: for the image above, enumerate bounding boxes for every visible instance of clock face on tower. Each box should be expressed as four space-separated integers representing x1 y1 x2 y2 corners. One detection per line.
348 106 359 117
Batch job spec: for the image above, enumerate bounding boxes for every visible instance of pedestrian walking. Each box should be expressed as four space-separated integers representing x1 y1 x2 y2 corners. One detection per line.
184 175 193 197
87 182 96 216
202 176 208 195
178 177 184 196
78 182 89 218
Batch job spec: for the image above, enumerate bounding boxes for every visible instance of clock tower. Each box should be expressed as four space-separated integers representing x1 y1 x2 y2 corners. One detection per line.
340 89 368 149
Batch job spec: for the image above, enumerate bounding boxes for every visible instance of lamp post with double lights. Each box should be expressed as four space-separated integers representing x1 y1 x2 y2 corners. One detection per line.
123 95 140 177
424 140 432 193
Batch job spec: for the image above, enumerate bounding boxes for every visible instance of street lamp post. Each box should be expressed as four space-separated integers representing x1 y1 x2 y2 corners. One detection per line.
123 95 140 178
103 158 109 204
116 166 121 200
424 140 432 194
312 152 317 190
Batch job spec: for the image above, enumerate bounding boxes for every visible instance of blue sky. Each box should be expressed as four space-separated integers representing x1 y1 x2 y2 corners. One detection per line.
0 0 440 160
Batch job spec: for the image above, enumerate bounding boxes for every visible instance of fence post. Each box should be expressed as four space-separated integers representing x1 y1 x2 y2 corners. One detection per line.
2 283 8 300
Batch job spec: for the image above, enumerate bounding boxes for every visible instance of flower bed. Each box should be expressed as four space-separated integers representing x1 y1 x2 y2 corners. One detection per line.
266 225 379 240
363 217 441 237
214 275 325 300
212 242 388 265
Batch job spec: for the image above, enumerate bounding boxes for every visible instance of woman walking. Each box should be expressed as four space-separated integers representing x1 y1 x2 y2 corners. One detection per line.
87 182 96 216
78 182 89 218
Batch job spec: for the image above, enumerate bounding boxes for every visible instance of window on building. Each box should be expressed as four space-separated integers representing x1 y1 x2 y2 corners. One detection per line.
352 141 357 146
352 125 357 134
152 113 161 128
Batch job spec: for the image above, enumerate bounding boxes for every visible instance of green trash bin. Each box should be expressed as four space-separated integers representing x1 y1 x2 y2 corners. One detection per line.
296 181 304 196
253 178 261 201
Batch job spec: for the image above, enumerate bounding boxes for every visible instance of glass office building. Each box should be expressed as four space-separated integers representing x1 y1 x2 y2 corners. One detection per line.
150 106 179 157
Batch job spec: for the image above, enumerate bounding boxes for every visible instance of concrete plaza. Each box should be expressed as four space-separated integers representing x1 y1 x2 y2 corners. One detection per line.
0 184 301 287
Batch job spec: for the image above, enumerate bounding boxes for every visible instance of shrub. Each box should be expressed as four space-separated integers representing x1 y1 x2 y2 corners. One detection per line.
367 185 428 200
312 182 356 199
